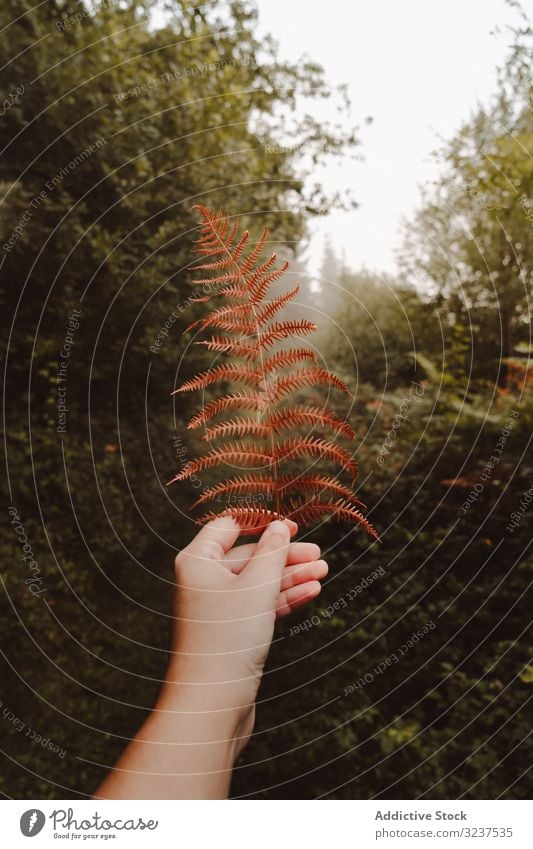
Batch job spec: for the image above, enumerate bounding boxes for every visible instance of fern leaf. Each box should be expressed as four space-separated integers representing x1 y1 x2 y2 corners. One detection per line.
188 295 210 303
168 441 272 483
191 271 245 287
255 286 300 326
194 230 249 270
274 437 358 479
192 474 275 507
174 363 260 394
246 253 278 294
249 257 289 303
218 285 250 298
168 205 378 539
287 497 380 541
195 336 259 358
279 474 365 506
185 302 253 333
201 416 270 441
263 348 318 373
240 227 269 274
200 507 282 532
258 319 317 349
188 391 266 429
270 406 356 439
194 217 238 258
271 367 353 400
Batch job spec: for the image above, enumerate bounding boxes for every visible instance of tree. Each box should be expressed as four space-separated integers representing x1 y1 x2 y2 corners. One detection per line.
399 14 532 385
315 263 437 391
0 0 359 797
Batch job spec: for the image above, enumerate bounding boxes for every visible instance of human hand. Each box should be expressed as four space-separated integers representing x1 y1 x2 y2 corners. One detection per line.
96 516 328 799
164 516 328 752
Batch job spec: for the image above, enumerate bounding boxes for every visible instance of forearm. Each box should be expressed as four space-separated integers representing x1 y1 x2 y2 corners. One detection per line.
95 518 318 799
95 683 242 800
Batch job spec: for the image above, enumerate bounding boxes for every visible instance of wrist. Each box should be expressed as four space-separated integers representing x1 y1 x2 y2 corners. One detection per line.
163 650 259 717
158 666 254 755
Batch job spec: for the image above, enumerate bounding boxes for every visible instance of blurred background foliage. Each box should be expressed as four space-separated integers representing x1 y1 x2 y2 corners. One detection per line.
0 0 531 799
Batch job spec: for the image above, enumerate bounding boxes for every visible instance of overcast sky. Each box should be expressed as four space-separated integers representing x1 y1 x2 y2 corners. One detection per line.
255 0 519 276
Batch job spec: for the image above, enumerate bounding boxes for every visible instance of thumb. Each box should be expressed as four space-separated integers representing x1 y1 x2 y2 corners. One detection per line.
239 520 292 598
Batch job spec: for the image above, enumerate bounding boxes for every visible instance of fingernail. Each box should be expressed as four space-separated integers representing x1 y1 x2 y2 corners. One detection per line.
265 520 290 540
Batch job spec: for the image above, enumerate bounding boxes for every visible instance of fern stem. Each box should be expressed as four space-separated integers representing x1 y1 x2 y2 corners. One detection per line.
252 302 281 517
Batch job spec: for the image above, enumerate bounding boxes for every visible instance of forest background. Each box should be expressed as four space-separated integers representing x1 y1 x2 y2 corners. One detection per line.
0 0 531 798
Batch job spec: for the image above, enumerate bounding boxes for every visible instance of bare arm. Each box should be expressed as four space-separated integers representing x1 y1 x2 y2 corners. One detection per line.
95 518 327 799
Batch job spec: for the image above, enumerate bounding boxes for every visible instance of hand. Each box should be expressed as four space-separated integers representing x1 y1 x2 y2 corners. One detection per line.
165 516 328 752
96 516 328 799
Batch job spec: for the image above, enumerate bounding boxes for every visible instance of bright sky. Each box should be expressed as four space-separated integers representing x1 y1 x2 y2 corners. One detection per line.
255 0 518 275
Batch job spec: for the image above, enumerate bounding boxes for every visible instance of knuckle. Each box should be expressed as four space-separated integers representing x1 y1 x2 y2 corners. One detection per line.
198 541 221 562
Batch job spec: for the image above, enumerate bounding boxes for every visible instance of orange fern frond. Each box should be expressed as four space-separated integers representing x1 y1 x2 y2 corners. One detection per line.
195 336 259 358
218 285 250 298
258 319 317 349
278 474 365 507
201 416 270 441
173 363 261 394
270 367 353 401
255 286 300 325
187 391 266 429
250 258 288 304
185 302 253 333
200 507 281 533
269 406 356 439
168 441 271 483
194 230 250 269
263 348 318 373
191 271 244 287
192 474 275 507
274 437 358 479
287 497 380 541
168 205 379 539
188 295 211 303
240 227 269 275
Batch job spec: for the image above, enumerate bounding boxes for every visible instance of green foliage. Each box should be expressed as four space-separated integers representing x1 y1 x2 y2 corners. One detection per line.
0 0 357 798
315 269 438 389
0 0 531 801
232 374 533 798
398 20 532 384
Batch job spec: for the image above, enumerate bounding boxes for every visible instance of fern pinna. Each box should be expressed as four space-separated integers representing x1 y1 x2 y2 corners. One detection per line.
168 205 379 540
